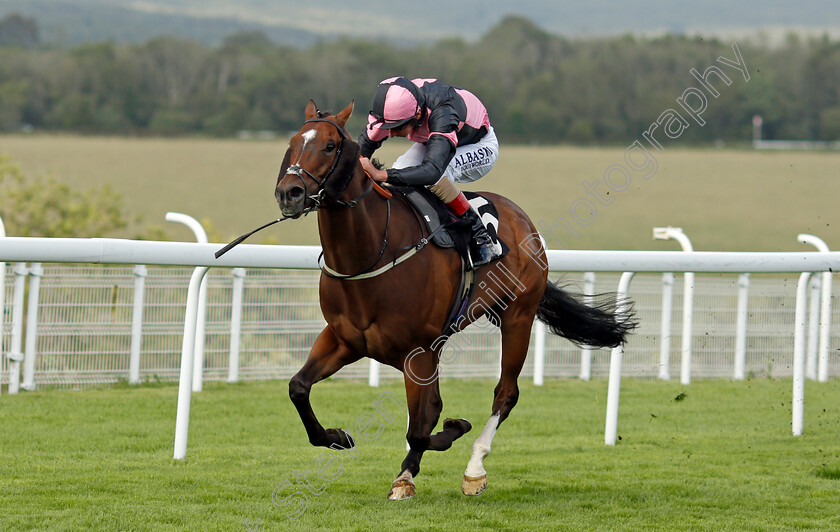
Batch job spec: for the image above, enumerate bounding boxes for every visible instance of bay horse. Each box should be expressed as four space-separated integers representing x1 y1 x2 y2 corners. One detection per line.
274 100 635 500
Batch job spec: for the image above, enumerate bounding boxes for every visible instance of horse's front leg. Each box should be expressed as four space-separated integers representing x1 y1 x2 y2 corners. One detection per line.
388 347 459 500
289 326 361 449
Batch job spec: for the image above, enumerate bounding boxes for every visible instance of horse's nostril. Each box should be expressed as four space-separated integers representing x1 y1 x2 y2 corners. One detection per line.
288 186 305 200
276 185 305 205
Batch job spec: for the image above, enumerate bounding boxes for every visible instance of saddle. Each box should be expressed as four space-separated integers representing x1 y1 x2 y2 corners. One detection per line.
387 185 510 336
388 186 509 264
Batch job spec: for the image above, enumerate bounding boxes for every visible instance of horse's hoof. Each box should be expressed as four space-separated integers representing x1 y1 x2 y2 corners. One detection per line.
388 471 415 500
325 428 354 449
443 418 472 437
461 474 487 496
388 480 416 500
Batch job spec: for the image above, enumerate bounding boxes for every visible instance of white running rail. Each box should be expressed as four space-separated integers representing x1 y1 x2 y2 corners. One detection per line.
0 236 838 457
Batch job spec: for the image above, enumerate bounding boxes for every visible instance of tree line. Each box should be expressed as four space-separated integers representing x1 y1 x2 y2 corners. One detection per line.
1 15 839 144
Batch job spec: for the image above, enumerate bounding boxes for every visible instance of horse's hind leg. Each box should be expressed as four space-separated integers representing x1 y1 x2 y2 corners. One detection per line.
462 303 536 496
289 326 361 449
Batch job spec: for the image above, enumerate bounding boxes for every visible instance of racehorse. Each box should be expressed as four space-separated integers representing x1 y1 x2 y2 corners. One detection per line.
274 100 635 500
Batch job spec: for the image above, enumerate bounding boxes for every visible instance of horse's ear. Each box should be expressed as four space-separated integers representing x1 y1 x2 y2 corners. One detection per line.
334 101 354 128
305 100 319 120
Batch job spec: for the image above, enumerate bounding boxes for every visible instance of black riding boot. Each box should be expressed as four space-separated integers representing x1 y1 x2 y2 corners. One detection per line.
461 207 499 270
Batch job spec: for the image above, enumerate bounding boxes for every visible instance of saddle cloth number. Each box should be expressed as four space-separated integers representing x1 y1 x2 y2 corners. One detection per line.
467 196 503 255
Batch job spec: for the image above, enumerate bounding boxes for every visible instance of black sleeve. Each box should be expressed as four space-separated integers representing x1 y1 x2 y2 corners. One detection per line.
386 135 456 186
427 101 461 135
357 129 385 159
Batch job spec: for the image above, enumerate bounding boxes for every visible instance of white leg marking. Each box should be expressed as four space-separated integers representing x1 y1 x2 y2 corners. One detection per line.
395 469 414 485
464 414 500 478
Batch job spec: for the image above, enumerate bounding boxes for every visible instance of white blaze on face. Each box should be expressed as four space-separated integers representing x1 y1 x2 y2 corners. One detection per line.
295 128 318 164
301 129 317 149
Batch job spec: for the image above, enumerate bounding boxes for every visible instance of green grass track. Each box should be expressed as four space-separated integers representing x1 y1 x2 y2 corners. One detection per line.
1 378 839 530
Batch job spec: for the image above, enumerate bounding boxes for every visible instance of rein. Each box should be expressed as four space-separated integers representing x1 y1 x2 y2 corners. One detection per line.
213 167 385 259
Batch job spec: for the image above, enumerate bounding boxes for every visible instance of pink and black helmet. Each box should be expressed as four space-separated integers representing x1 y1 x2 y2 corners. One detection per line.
367 77 423 132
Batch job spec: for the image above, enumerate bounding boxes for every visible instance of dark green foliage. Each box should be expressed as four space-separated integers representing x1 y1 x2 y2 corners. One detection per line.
0 18 839 143
0 154 126 237
0 13 39 48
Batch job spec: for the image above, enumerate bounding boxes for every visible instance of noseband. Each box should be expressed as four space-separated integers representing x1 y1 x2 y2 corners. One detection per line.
284 117 374 210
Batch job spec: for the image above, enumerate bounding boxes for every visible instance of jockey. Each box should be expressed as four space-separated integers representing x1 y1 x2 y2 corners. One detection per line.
358 76 501 270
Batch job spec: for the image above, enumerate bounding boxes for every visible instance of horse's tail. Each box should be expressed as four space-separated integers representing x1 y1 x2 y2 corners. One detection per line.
536 281 637 348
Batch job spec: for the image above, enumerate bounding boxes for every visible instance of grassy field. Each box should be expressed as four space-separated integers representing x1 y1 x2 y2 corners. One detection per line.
1 134 839 252
1 378 839 531
2 134 839 530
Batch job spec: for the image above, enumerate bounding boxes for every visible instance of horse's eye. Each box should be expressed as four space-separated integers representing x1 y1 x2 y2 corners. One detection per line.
325 142 336 152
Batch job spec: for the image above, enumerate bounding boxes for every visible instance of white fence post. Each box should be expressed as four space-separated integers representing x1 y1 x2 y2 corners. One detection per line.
533 320 546 385
21 263 43 391
579 272 595 381
129 265 147 384
7 263 27 394
792 272 812 436
733 273 750 380
605 272 635 446
798 234 832 382
166 212 209 393
680 270 695 385
806 276 821 381
817 270 832 383
368 360 380 388
228 268 246 383
174 266 209 460
658 272 674 380
653 227 695 385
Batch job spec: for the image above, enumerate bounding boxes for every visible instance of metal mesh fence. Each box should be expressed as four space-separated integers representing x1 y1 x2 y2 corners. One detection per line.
35 266 135 385
0 264 837 389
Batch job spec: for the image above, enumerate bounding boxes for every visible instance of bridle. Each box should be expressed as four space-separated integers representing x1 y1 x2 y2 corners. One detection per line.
283 117 376 211
218 115 432 279
282 117 396 279
216 117 380 260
